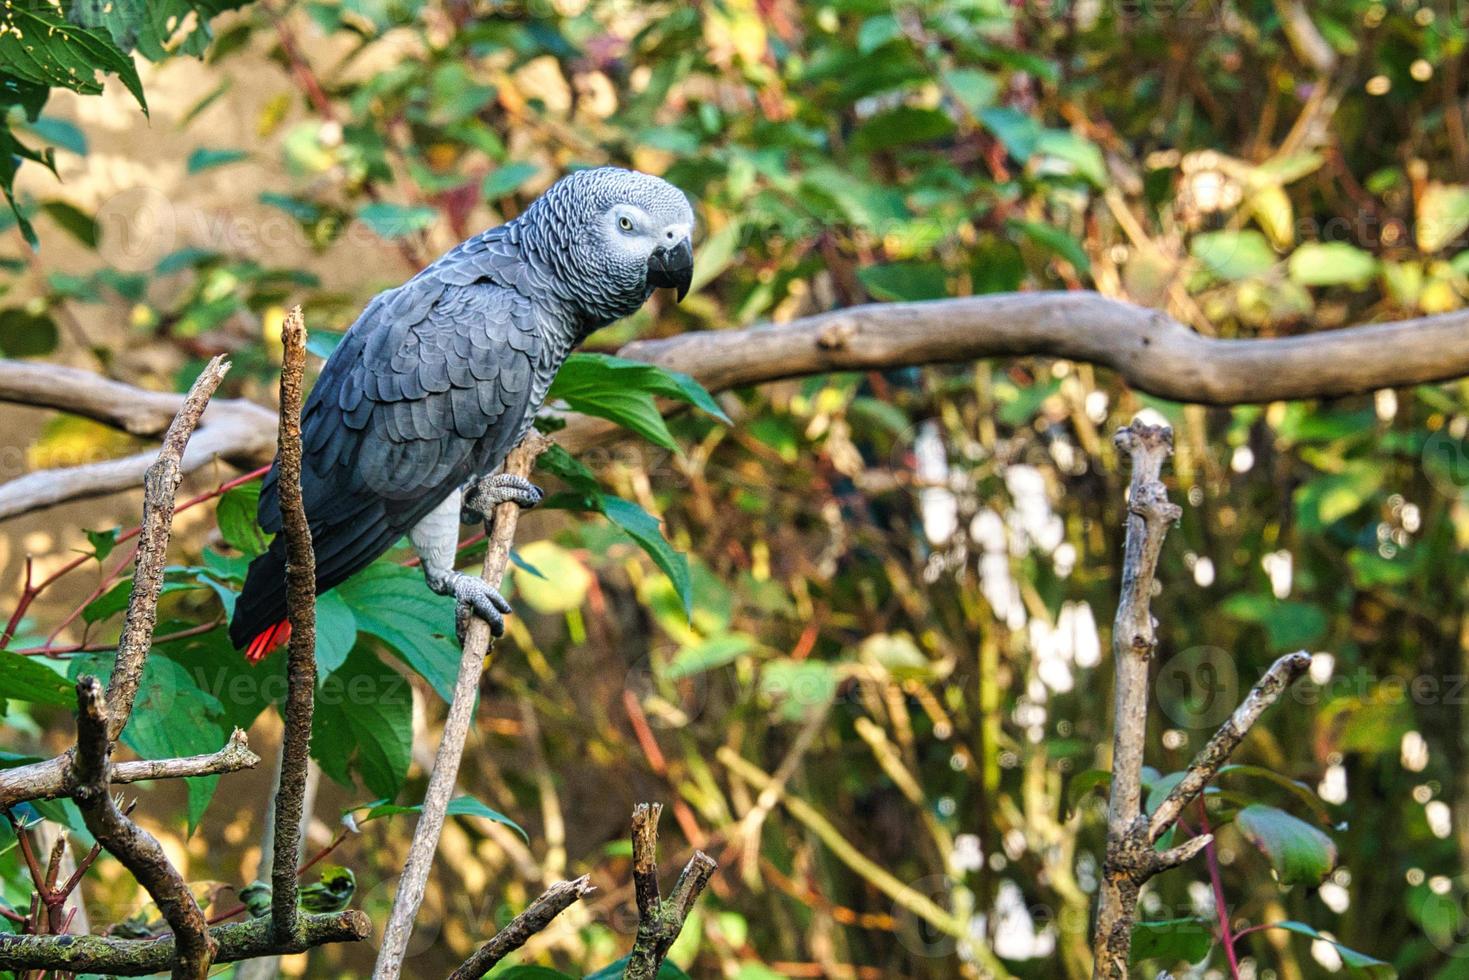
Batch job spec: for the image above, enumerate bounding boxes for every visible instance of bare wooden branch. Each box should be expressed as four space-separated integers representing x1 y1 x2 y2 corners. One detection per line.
12 294 1469 518
106 355 230 742
447 876 596 980
1148 651 1313 841
625 802 717 980
1090 428 1316 977
1092 421 1182 980
0 728 260 811
269 306 317 945
0 909 369 975
371 431 553 979
71 677 216 979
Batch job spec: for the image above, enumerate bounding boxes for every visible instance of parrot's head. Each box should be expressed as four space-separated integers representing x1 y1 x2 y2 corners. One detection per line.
528 167 696 322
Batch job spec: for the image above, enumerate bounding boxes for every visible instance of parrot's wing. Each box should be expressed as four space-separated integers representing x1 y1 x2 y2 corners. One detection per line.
233 263 545 649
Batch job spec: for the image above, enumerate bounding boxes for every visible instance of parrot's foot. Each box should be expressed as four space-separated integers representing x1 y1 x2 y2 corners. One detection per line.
461 474 544 525
446 572 513 643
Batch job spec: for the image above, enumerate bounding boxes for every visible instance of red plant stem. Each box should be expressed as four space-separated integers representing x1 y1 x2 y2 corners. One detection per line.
0 557 35 651
11 619 224 657
0 466 269 652
1198 801 1241 978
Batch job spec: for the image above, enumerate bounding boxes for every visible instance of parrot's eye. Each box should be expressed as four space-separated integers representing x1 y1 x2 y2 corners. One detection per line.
618 216 634 231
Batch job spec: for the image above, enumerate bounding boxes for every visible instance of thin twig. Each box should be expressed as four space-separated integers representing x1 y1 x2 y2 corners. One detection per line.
0 729 260 811
269 306 317 945
1148 651 1313 841
371 431 553 979
447 877 596 980
106 355 231 742
624 803 716 980
71 677 217 979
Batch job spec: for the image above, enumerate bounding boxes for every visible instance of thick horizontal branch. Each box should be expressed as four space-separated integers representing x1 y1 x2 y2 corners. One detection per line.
0 729 261 812
560 293 1469 450
9 293 1469 517
0 909 369 975
0 363 275 520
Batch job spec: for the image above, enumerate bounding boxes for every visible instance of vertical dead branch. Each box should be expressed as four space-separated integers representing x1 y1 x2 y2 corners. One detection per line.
1092 421 1182 978
372 431 553 979
269 306 317 944
72 678 217 979
1090 423 1316 977
447 876 595 980
106 355 230 740
625 802 717 980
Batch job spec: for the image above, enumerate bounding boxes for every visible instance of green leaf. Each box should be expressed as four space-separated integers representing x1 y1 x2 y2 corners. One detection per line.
1416 182 1469 253
857 262 948 302
355 794 527 841
1191 230 1276 281
851 106 955 152
481 161 538 199
493 968 578 980
187 147 248 174
1234 803 1337 886
667 634 757 679
313 590 357 679
944 68 998 114
585 958 691 980
0 5 147 112
0 308 59 357
537 443 601 500
1130 918 1213 965
85 527 120 563
1035 129 1106 187
357 202 437 239
1216 764 1332 823
0 651 73 706
68 652 228 832
1217 594 1327 649
216 483 269 557
1065 768 1112 817
979 106 1043 161
1267 922 1395 976
311 645 412 798
1287 242 1378 287
513 540 592 614
20 117 86 156
337 563 459 702
1008 218 1091 275
600 495 692 619
549 353 727 449
856 14 901 53
306 329 346 358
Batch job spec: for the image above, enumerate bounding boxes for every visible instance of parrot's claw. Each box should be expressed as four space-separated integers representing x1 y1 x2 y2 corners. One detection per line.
461 474 544 525
451 574 513 643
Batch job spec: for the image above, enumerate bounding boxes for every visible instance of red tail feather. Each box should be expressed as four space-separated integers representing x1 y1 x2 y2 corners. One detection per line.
244 619 292 664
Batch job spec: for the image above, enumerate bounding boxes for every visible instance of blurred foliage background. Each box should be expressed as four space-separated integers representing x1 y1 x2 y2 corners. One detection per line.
5 0 1469 977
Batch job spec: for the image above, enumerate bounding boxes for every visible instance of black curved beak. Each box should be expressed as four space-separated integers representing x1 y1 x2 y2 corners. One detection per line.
647 238 694 302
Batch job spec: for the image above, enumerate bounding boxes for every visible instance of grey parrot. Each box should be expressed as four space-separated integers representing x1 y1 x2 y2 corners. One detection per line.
229 167 694 661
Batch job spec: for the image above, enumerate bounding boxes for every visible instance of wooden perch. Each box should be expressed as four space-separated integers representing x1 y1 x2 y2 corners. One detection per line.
447 876 596 980
625 802 717 980
8 292 1469 517
1089 422 1315 978
372 430 553 979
